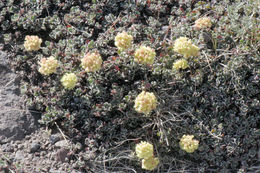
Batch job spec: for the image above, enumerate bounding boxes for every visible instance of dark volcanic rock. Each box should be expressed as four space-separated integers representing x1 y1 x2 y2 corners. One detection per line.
0 51 39 143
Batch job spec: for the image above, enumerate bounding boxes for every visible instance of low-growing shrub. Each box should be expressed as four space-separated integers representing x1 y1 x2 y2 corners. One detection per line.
1 0 259 172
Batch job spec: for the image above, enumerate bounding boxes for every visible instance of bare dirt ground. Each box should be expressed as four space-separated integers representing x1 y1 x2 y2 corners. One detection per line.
0 125 98 173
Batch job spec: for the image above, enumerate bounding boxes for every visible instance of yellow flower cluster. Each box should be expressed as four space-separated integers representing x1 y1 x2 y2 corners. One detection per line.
173 59 189 70
38 56 59 75
24 35 42 51
179 135 199 153
135 141 159 171
194 17 212 30
81 52 103 72
141 156 160 171
134 91 157 115
60 73 78 90
134 46 156 65
115 31 133 50
135 141 154 159
173 37 199 58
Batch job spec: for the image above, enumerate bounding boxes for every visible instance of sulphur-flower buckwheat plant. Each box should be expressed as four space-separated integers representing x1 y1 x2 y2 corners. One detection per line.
173 59 189 70
60 73 78 90
115 31 133 50
135 141 154 159
38 56 59 75
134 91 157 115
194 17 212 30
134 46 156 65
141 157 159 170
173 37 199 58
81 52 103 72
179 135 199 153
24 35 42 51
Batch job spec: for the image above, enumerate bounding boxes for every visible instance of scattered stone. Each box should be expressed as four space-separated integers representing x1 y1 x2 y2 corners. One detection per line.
15 150 24 161
56 148 70 162
41 167 49 172
25 135 31 140
2 143 14 152
0 136 8 144
49 134 60 144
17 144 24 150
34 152 40 157
30 142 41 153
41 151 47 156
55 140 68 148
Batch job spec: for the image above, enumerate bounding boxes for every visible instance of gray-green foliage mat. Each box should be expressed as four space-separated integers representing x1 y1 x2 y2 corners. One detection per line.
0 0 259 172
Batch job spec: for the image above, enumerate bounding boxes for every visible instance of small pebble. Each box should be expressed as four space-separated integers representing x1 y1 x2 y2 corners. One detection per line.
34 152 40 157
41 167 49 172
30 142 41 153
49 134 60 144
15 150 24 161
56 148 69 162
13 143 18 148
41 151 47 156
2 144 14 152
25 135 31 140
55 140 68 148
17 144 24 150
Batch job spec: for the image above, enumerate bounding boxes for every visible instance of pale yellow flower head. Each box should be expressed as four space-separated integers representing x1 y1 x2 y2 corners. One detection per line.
38 56 59 75
173 59 189 70
134 91 157 115
81 52 103 72
115 31 133 50
134 46 156 65
179 135 199 153
135 141 154 159
142 157 159 171
194 17 212 30
24 35 42 51
173 37 199 58
60 73 78 90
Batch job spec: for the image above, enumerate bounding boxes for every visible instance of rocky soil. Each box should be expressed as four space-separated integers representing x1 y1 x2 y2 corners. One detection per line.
0 51 93 173
0 51 39 143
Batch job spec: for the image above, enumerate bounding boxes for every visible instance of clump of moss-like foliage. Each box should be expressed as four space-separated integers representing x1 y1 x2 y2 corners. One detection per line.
0 0 259 172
